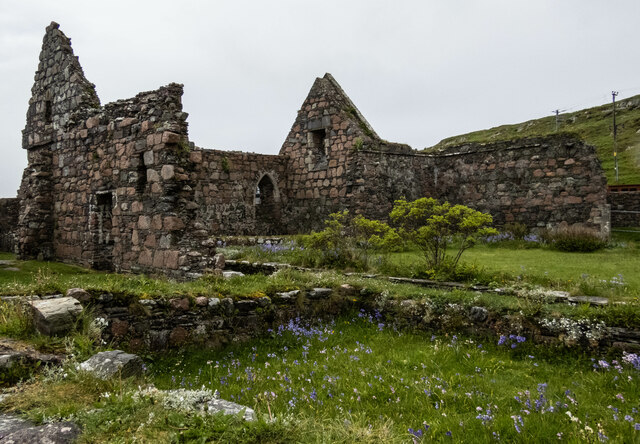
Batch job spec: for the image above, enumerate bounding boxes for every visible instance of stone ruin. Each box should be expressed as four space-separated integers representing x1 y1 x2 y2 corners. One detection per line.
4 22 610 278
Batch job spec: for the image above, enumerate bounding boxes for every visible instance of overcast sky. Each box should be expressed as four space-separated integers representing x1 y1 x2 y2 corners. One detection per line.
1 0 639 197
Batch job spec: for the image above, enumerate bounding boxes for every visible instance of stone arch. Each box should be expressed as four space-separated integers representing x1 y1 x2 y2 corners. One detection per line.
254 172 281 234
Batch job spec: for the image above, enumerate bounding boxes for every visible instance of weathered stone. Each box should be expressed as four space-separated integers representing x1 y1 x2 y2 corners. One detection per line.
276 290 300 300
66 287 91 303
169 298 190 311
29 297 83 336
11 22 612 284
469 306 488 323
160 164 175 180
149 330 169 350
162 131 181 144
0 417 80 443
78 350 144 379
143 150 155 166
163 216 184 231
213 253 225 270
169 327 189 346
222 271 244 279
567 296 609 306
195 296 208 307
308 288 332 299
0 414 32 439
141 388 255 421
206 398 255 421
111 319 129 337
220 298 234 316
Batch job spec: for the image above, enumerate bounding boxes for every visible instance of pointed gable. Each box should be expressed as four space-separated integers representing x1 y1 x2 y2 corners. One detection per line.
279 73 382 167
23 22 99 149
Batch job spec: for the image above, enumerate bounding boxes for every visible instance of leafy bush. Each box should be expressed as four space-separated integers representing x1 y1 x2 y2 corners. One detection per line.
504 222 529 240
543 226 607 252
306 211 399 270
390 198 498 271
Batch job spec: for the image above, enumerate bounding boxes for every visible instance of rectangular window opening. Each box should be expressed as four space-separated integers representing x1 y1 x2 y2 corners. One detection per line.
44 100 52 123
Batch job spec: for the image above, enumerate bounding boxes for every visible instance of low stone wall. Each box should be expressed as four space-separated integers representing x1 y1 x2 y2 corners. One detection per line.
22 287 634 354
608 190 640 227
84 289 354 351
0 198 19 253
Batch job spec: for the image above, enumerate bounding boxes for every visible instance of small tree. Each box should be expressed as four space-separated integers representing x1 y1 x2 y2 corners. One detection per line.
390 198 497 270
307 211 399 269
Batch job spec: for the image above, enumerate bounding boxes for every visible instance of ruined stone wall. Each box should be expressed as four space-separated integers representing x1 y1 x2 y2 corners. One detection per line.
608 190 640 227
29 287 635 353
43 84 202 276
279 74 413 232
347 150 432 221
430 135 610 233
0 199 20 253
17 23 218 277
188 149 287 235
15 23 612 278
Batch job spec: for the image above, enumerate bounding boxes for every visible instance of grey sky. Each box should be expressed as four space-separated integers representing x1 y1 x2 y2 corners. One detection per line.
1 0 639 197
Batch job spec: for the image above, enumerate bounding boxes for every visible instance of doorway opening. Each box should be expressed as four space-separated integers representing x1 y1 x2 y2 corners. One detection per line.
255 174 281 234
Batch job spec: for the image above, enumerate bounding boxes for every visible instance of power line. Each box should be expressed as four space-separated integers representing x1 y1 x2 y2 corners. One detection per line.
551 109 567 131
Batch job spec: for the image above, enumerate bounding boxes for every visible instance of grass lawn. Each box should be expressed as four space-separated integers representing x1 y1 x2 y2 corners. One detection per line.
4 315 640 443
384 244 640 299
463 245 639 288
223 236 640 302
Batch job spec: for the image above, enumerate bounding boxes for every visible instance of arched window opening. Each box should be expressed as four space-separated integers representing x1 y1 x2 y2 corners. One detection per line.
255 174 281 234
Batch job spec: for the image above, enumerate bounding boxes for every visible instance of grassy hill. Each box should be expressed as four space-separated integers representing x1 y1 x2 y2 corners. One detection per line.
426 95 640 184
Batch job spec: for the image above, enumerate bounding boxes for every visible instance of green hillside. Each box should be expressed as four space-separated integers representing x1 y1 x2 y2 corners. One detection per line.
426 95 640 184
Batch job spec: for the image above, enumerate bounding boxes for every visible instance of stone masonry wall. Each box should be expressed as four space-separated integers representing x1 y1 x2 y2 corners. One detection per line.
608 190 640 227
337 135 610 235
14 23 612 278
18 23 217 277
0 199 19 253
278 73 413 232
188 149 287 236
25 287 636 353
430 135 610 233
347 150 432 221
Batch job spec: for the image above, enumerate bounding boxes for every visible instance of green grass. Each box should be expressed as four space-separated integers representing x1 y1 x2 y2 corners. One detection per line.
223 239 640 302
425 95 640 184
1 242 639 341
458 244 639 291
4 316 640 442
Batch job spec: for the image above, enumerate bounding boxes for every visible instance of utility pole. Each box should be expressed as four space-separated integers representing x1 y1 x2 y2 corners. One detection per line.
553 109 560 131
612 91 619 183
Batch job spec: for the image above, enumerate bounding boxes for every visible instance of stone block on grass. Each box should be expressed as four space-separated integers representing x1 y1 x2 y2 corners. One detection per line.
29 297 83 336
78 350 144 380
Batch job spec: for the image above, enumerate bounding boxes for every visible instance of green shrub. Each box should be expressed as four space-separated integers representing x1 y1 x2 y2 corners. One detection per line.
306 211 399 270
504 222 529 240
390 197 498 272
545 226 607 252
